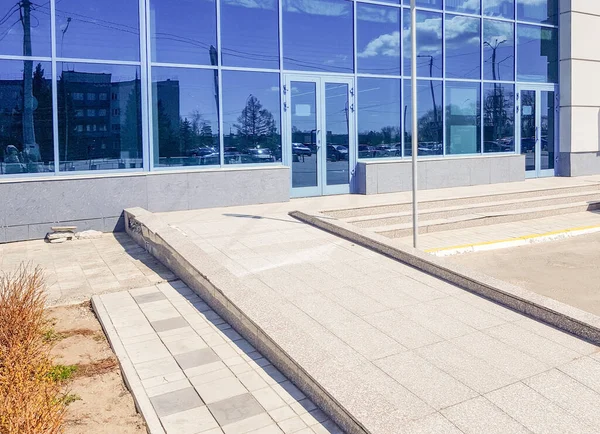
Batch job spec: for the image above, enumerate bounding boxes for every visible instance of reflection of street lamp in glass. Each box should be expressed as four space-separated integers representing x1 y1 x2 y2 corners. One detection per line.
484 38 506 144
417 54 440 142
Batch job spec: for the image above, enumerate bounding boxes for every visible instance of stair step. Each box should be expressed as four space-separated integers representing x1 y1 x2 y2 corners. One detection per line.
324 183 600 219
347 191 600 228
373 201 600 239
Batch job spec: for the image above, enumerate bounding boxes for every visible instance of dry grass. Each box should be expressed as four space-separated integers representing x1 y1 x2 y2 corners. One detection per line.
0 265 67 434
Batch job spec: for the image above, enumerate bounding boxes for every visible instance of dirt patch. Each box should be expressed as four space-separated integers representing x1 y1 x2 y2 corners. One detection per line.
46 303 146 434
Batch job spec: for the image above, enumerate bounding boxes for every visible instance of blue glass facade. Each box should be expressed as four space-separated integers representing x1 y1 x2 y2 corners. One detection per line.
0 0 558 177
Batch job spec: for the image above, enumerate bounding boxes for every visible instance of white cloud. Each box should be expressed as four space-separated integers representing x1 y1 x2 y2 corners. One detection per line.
357 4 398 24
358 31 400 58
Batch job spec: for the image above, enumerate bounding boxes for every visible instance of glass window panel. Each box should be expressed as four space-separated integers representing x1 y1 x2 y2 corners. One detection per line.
517 0 558 25
403 10 442 78
483 20 514 81
222 71 281 164
446 81 481 155
290 81 317 188
483 0 514 19
325 82 350 185
56 0 140 61
445 15 481 80
150 0 216 65
357 78 401 159
404 79 442 156
152 67 220 168
483 83 514 152
403 0 442 9
517 24 558 83
446 0 480 14
283 0 353 73
0 60 54 174
58 63 142 171
357 4 400 76
541 90 555 171
221 0 279 69
0 0 51 57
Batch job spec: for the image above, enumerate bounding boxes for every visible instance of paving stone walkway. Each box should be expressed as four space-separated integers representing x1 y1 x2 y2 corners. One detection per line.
0 233 175 306
157 201 600 433
95 280 342 434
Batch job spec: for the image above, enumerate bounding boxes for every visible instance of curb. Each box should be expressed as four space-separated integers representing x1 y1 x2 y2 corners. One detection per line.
427 225 600 256
290 210 600 347
91 295 165 434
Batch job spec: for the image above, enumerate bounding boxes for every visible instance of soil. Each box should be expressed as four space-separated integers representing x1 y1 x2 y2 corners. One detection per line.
46 302 146 434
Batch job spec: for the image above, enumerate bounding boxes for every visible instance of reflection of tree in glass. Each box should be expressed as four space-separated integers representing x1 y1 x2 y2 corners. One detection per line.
234 94 277 151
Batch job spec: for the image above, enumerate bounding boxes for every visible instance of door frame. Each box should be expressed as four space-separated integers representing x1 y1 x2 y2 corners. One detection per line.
516 83 559 178
282 73 356 198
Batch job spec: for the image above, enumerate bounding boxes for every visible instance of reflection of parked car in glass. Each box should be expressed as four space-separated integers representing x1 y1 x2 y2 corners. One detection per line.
327 145 348 161
248 148 275 163
358 145 375 158
374 145 401 157
186 147 216 157
292 143 311 156
224 146 241 163
521 138 536 153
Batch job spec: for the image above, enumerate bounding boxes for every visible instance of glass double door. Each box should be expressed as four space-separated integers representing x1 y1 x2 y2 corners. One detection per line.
517 85 558 178
283 74 355 197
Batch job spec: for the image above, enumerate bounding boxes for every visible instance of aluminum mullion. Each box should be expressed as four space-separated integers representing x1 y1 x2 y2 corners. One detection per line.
50 0 59 174
139 0 150 171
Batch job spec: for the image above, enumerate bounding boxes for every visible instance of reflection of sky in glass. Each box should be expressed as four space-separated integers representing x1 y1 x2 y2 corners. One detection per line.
403 10 442 78
221 0 279 69
325 83 349 135
150 0 216 65
517 24 558 83
446 0 480 14
357 4 400 75
55 0 140 61
445 15 480 80
484 20 514 81
283 0 353 73
222 71 280 134
517 0 558 25
0 1 51 57
403 0 442 9
483 0 515 19
357 77 401 142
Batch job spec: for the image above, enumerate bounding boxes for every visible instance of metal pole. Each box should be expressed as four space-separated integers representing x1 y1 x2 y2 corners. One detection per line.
410 0 418 248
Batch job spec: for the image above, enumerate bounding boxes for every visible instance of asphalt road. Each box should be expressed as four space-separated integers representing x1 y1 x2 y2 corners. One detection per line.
447 232 600 316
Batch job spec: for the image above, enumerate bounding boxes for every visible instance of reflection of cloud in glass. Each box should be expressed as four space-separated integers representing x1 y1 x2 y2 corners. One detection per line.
485 20 511 45
222 0 276 9
357 5 398 23
283 0 350 17
445 15 480 48
402 16 442 58
358 32 399 58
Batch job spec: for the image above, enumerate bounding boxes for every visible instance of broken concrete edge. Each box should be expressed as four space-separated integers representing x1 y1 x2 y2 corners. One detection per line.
91 294 166 434
290 210 600 347
122 207 369 434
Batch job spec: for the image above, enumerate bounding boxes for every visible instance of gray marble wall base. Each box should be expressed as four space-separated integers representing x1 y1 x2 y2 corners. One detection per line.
558 152 600 177
0 166 289 243
355 154 525 195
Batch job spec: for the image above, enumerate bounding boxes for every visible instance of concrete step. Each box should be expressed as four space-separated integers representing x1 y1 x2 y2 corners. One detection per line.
374 201 600 239
347 191 600 228
324 182 600 219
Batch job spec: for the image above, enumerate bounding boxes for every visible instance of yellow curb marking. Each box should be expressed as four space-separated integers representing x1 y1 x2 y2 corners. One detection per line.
425 224 600 253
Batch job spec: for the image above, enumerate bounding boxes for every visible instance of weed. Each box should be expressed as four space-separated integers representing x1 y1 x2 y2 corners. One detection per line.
47 364 78 382
60 394 81 406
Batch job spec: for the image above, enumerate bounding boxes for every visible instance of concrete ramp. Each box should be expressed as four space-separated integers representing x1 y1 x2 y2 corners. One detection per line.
124 205 600 434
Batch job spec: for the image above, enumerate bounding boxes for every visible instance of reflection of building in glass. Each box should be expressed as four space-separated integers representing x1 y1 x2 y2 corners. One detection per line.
58 70 142 169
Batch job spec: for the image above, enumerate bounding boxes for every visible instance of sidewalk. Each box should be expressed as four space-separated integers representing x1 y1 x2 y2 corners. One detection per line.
156 201 600 433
